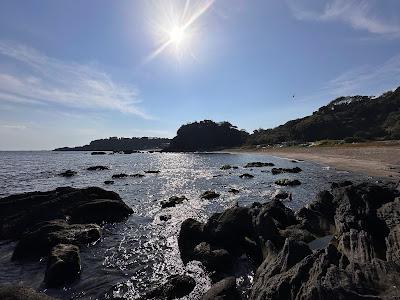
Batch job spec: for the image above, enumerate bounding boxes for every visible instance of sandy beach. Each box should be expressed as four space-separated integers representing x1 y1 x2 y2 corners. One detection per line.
228 142 400 180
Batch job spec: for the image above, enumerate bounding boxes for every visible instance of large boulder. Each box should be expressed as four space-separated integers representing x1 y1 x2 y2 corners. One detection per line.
44 244 81 287
0 285 55 300
178 218 205 264
0 186 132 240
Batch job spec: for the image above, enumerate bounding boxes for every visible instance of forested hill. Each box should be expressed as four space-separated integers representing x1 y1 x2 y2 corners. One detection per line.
54 137 171 151
165 120 249 151
247 86 400 145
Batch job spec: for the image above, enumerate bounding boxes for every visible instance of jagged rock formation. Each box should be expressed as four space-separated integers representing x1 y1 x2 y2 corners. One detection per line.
0 187 132 290
178 181 400 299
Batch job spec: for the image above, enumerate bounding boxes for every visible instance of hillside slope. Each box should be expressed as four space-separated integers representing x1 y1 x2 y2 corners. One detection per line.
248 87 400 145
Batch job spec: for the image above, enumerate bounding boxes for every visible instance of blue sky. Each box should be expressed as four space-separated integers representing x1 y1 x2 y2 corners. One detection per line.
0 0 400 150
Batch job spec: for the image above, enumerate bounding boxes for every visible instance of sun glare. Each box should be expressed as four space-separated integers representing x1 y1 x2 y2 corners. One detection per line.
145 0 215 63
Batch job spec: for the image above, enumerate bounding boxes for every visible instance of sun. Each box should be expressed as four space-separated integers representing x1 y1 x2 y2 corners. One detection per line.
145 0 215 62
169 26 186 46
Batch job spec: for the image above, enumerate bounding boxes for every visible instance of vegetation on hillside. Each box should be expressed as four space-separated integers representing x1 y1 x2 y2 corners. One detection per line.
165 120 249 151
247 87 400 145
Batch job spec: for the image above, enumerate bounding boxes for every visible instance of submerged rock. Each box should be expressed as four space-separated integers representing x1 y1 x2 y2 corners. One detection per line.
104 180 114 185
58 170 77 177
220 165 238 170
131 173 145 178
112 173 128 179
160 214 172 221
244 162 274 168
239 173 254 179
273 191 290 200
201 191 220 200
228 188 240 194
271 167 302 175
275 179 301 186
144 170 160 174
161 196 187 208
45 243 81 287
0 285 55 300
91 151 107 155
144 274 196 299
87 165 109 171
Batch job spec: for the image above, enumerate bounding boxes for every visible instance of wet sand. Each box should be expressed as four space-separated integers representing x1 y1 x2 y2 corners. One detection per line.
228 143 400 180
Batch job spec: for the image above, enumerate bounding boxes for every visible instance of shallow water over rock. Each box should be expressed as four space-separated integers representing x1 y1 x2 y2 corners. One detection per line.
0 151 375 299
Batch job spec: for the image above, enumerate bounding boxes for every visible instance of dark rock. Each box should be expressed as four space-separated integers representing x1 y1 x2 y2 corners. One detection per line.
228 188 240 194
178 218 205 264
275 179 301 186
12 219 101 260
144 170 160 174
112 173 128 179
201 191 220 200
104 180 114 185
201 277 240 300
44 243 81 287
0 186 132 240
131 173 145 178
244 162 274 168
160 214 171 221
331 180 353 189
161 196 187 208
0 285 55 300
58 170 77 177
144 274 195 299
91 151 107 155
273 191 290 200
193 242 234 273
271 167 302 175
220 165 238 170
239 173 254 179
87 165 109 171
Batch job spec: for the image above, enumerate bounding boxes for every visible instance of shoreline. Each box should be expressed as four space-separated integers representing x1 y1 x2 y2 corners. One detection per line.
225 143 400 180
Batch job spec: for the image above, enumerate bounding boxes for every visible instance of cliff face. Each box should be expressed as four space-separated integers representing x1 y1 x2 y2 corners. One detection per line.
248 87 400 145
165 120 249 152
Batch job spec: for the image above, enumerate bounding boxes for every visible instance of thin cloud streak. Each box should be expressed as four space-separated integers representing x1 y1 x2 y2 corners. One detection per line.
0 41 152 119
287 0 400 37
297 53 400 103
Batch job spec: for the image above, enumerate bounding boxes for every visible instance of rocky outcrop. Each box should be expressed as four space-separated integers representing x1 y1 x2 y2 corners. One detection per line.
244 162 274 168
58 170 77 177
201 191 220 200
275 179 301 186
87 165 109 171
44 244 81 287
91 151 107 155
112 173 128 179
0 187 132 288
239 173 254 179
161 196 187 208
144 275 196 299
0 285 56 300
271 167 302 175
221 165 238 170
179 181 400 299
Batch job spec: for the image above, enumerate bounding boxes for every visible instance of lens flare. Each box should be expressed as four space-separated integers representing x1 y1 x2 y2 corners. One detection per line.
145 0 215 63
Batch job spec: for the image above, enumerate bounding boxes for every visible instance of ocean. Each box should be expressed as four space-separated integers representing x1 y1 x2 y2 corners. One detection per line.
0 151 372 299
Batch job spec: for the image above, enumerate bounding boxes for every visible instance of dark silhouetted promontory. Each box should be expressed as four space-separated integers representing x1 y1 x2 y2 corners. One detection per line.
54 136 170 151
165 120 249 152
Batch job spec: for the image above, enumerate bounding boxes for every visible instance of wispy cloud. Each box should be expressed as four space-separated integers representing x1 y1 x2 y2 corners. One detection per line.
287 0 400 37
1 124 27 130
297 53 400 102
0 41 151 118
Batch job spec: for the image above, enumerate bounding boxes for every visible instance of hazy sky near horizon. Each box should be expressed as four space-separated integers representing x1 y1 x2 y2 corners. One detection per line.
0 0 400 150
